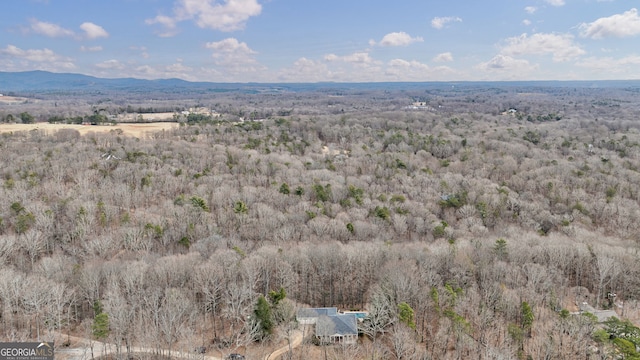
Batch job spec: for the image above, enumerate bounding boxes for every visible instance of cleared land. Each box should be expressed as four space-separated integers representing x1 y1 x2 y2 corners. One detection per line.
0 122 178 137
0 95 29 104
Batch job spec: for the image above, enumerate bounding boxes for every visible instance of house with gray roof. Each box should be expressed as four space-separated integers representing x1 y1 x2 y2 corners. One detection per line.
315 314 358 344
296 307 338 324
296 307 359 344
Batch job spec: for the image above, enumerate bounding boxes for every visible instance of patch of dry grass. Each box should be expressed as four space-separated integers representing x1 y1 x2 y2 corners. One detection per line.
0 122 179 137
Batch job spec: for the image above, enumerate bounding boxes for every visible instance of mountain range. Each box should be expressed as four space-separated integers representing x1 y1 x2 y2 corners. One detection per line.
0 70 243 93
2 70 640 94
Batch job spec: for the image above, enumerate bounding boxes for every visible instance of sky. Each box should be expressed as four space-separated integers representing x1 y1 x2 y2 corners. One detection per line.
1 0 640 82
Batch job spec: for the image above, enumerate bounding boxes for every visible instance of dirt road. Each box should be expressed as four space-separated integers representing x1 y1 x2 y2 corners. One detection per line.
53 327 307 360
53 333 222 360
264 329 305 360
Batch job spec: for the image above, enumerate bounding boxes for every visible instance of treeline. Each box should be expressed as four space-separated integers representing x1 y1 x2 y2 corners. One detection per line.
0 94 639 358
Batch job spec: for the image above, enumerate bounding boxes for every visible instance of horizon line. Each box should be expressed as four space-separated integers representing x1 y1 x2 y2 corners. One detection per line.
2 70 640 86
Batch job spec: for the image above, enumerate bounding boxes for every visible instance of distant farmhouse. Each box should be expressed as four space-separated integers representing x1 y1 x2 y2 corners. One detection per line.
404 101 436 111
117 107 221 122
297 307 359 344
187 107 221 117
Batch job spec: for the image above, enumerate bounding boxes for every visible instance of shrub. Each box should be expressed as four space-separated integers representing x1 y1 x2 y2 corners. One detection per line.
190 196 210 212
439 192 467 209
523 130 540 145
374 206 390 221
233 200 248 214
178 236 190 248
279 183 290 195
313 184 332 202
346 222 355 234
432 221 448 238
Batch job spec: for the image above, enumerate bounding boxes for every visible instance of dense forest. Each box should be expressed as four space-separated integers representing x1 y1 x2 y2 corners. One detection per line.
1 83 640 359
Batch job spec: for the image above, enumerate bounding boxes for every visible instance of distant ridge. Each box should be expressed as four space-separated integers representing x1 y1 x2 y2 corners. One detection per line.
0 70 220 93
1 70 640 93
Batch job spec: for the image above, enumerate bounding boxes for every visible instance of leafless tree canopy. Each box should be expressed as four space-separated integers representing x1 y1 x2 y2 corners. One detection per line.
1 82 640 359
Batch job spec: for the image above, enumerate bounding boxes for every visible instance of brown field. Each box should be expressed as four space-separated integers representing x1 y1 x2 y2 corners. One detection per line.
0 95 29 104
0 122 179 137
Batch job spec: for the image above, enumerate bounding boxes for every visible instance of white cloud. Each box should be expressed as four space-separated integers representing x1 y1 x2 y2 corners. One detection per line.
433 52 453 62
206 38 256 57
343 52 376 65
2 45 64 62
523 19 532 26
26 19 108 40
147 0 262 35
324 54 338 62
301 52 459 82
325 52 379 66
576 55 640 72
0 45 75 71
475 55 538 79
145 15 179 37
80 22 109 39
205 38 265 75
500 32 585 62
277 57 330 82
384 59 458 81
524 6 537 14
133 65 156 77
95 59 125 70
317 52 384 81
545 0 565 6
376 32 423 47
384 59 428 78
29 19 74 38
478 55 530 70
130 46 150 59
91 60 201 81
579 8 640 39
80 46 103 52
388 59 428 70
166 62 192 73
431 16 462 30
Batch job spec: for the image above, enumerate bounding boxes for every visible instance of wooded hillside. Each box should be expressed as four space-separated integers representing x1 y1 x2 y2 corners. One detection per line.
1 84 639 359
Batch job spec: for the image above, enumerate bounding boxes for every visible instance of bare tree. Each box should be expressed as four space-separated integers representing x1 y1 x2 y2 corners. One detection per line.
194 259 224 339
21 229 45 268
158 287 194 357
361 286 395 360
594 251 621 308
390 323 419 360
